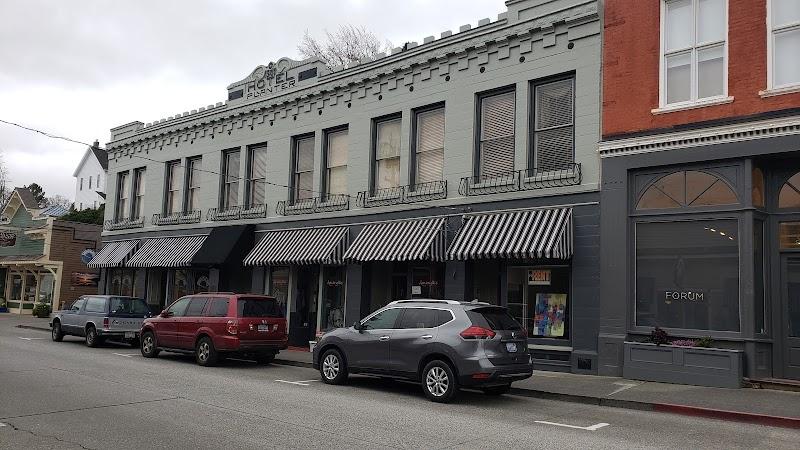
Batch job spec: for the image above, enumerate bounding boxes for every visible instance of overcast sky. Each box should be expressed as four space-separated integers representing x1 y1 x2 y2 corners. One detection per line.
0 0 506 201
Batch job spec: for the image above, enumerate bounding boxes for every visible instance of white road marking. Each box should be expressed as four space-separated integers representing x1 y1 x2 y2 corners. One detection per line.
112 353 138 358
535 421 610 431
17 337 45 341
275 379 319 386
607 382 639 396
0 422 7 427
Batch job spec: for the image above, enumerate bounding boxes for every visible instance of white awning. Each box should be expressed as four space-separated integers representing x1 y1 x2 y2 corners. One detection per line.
87 240 140 268
125 235 207 268
344 217 447 262
243 226 349 266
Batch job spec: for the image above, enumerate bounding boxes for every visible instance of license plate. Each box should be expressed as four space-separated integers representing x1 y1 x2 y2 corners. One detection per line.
124 332 135 339
506 342 518 353
257 324 269 332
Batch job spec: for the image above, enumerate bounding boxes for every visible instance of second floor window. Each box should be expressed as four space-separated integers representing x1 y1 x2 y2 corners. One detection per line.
165 161 181 215
222 149 240 209
325 128 348 197
478 89 516 178
89 176 93 189
661 0 727 106
413 107 445 185
97 174 101 189
247 145 267 207
770 0 800 89
186 157 202 211
373 116 401 192
132 168 146 218
293 135 315 202
115 172 129 220
532 77 575 172
80 178 83 191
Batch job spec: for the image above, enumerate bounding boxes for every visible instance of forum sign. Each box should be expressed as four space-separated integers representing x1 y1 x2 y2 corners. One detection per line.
227 57 329 103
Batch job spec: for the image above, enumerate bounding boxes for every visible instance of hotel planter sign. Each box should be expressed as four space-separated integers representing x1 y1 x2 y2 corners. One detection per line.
227 57 329 103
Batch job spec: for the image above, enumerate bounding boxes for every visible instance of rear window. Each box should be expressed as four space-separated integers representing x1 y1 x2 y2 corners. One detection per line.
466 307 523 331
237 297 282 318
109 297 150 315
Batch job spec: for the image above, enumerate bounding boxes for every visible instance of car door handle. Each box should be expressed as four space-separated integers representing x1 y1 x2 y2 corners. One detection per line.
379 336 390 341
421 335 433 340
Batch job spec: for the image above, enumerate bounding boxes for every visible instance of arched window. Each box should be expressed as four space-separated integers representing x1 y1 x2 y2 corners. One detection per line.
779 172 800 209
752 167 765 208
637 170 738 210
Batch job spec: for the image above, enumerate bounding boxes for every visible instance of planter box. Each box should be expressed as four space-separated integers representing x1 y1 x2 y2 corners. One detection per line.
623 342 743 389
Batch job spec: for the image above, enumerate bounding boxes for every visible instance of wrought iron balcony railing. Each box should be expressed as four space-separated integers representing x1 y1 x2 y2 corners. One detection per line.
458 163 582 196
276 193 350 216
103 217 145 231
206 204 268 222
151 210 201 226
356 180 447 208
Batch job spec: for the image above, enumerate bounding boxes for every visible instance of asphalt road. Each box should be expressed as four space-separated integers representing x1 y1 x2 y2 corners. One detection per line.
1 325 798 450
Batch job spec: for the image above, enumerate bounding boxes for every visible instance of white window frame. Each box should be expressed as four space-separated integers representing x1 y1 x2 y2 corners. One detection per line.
763 0 800 97
656 0 732 113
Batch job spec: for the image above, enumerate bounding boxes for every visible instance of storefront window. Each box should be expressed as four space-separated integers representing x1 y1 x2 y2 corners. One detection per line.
780 222 800 250
507 267 570 339
10 273 22 301
110 269 137 297
170 269 209 301
24 274 37 302
635 220 740 332
637 170 737 210
369 262 405 313
39 273 55 304
269 267 289 317
320 266 346 333
471 260 499 304
411 264 444 299
778 172 800 209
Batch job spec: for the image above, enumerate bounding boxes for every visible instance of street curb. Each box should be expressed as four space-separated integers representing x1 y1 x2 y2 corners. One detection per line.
15 325 50 332
271 358 800 429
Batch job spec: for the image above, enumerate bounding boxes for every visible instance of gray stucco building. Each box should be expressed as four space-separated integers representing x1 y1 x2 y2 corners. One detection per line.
93 0 602 373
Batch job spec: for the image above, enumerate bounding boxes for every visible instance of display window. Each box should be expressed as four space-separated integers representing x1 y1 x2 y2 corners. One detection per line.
170 269 209 301
319 266 346 333
411 264 444 299
506 267 570 339
269 266 289 317
109 268 137 297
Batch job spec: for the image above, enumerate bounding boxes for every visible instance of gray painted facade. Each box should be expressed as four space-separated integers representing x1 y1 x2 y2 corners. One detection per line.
102 0 602 373
599 113 800 382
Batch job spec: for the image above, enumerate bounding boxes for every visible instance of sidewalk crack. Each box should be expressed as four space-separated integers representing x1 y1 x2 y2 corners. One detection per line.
3 421 96 450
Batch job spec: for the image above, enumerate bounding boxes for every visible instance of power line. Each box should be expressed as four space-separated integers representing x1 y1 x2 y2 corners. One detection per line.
0 118 467 212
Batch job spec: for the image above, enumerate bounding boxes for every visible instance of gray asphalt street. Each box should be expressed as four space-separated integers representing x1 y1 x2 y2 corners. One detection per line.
1 324 797 450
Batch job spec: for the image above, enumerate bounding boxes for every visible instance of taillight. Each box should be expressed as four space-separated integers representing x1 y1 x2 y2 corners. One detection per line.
460 326 496 339
102 317 109 330
226 320 238 335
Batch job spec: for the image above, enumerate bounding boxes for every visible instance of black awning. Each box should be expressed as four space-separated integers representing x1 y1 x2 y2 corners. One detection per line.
191 224 254 266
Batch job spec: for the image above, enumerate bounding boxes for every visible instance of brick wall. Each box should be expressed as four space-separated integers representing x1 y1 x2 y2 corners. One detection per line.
49 221 102 310
603 0 800 138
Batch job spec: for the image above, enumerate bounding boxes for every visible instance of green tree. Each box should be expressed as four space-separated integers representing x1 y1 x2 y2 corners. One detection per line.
23 183 46 206
58 204 104 225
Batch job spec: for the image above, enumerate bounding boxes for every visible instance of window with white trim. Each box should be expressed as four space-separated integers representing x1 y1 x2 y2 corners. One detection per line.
246 145 266 207
324 128 348 197
413 107 445 185
373 116 401 192
769 0 800 89
132 167 146 218
661 0 727 106
292 135 314 202
115 171 129 220
222 150 240 209
477 89 515 178
186 157 201 211
165 160 181 214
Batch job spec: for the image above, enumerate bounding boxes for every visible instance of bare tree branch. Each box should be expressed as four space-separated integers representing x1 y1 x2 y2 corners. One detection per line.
298 24 391 70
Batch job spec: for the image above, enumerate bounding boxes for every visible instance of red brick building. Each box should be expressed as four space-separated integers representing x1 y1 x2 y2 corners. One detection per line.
598 0 800 383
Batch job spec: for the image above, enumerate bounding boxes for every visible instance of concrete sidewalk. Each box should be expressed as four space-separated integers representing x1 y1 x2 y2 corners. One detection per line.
6 313 798 429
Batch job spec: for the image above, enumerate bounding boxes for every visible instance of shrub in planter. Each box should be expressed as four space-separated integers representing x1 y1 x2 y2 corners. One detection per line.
696 336 713 348
31 303 51 318
650 326 670 346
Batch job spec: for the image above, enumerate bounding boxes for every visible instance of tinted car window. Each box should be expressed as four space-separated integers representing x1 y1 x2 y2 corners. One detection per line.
398 308 439 329
237 297 282 318
167 297 191 317
467 307 523 330
109 297 150 315
71 298 86 312
435 309 454 327
185 298 208 317
205 298 229 317
84 297 106 313
361 308 401 330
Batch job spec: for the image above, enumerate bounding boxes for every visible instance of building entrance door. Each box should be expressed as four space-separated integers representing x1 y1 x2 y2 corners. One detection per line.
290 266 319 347
781 257 800 380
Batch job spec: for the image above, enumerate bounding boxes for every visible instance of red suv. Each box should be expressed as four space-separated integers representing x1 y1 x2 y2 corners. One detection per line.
140 293 287 366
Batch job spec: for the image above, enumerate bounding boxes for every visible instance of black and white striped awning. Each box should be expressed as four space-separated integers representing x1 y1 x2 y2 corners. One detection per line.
125 235 207 268
344 217 447 262
243 226 349 266
87 240 140 268
448 207 573 260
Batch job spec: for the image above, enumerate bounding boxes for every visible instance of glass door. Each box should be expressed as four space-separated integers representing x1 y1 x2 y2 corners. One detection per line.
289 266 319 347
781 257 800 380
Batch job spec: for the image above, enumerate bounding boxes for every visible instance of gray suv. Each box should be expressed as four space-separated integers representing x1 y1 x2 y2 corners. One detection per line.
50 295 152 347
312 300 533 402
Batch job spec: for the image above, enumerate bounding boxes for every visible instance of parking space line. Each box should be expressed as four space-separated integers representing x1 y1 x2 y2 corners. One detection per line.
17 337 45 340
275 379 319 386
534 421 610 431
112 353 138 358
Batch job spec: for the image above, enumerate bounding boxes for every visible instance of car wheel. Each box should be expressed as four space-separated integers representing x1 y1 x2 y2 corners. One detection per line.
85 325 100 348
140 331 159 358
255 352 275 364
51 320 64 342
422 360 458 403
195 336 218 367
482 384 511 396
319 348 348 385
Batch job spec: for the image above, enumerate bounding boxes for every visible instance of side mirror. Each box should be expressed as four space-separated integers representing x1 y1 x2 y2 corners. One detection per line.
353 321 363 332
160 310 171 318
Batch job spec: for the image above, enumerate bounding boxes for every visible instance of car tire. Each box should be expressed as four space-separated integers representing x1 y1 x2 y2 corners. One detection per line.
195 336 218 367
422 360 458 403
140 331 159 358
51 320 64 342
85 325 100 348
255 352 275 365
319 348 348 385
482 384 511 396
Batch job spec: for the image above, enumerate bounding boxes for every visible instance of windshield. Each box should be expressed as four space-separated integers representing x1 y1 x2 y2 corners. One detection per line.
466 307 523 330
109 297 150 315
237 297 282 318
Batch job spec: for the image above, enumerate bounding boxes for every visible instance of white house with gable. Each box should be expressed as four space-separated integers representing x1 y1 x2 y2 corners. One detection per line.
72 140 107 211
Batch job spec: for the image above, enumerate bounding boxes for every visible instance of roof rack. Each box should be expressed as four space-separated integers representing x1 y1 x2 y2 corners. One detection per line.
388 299 461 305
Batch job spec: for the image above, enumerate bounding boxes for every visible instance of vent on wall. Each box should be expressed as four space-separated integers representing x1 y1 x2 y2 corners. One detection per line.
298 67 318 81
228 89 244 101
577 357 592 371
